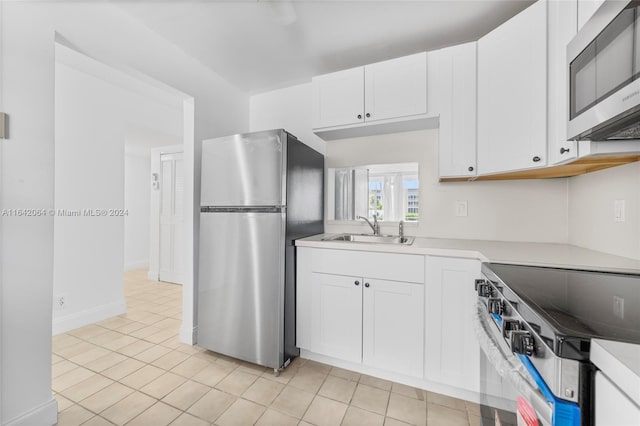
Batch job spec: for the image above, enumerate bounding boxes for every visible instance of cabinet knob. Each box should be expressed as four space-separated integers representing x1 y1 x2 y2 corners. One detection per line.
532 156 541 162
468 166 474 172
364 282 370 288
357 114 362 120
365 113 371 118
560 147 570 154
354 280 360 286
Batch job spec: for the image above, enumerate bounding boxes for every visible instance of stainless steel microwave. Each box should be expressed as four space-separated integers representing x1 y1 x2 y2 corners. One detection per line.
568 0 640 141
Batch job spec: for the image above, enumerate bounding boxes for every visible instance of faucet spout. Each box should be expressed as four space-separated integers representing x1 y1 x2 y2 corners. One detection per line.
357 214 380 235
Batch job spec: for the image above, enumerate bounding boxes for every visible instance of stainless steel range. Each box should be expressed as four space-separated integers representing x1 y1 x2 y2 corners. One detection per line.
474 263 640 426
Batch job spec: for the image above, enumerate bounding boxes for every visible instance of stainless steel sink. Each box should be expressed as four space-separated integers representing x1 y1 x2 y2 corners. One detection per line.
322 233 415 245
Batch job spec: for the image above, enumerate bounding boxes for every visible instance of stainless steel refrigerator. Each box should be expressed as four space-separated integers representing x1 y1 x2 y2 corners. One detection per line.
198 129 324 373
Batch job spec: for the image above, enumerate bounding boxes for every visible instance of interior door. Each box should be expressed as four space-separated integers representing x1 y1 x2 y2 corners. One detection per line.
159 152 184 284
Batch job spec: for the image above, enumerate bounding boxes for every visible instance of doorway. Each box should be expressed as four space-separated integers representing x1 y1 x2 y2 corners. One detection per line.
52 41 193 337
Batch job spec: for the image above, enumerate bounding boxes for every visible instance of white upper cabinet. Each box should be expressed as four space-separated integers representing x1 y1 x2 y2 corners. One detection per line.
312 52 427 133
430 42 478 178
477 0 548 175
364 53 428 123
312 67 365 129
548 0 578 165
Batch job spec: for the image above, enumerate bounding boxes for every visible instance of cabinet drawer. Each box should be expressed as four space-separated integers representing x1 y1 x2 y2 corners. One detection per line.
310 249 425 284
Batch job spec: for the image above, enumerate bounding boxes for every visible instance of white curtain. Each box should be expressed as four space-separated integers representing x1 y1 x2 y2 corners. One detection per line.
383 173 404 221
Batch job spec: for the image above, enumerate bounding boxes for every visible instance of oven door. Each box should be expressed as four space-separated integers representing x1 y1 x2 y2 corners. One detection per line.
475 300 574 426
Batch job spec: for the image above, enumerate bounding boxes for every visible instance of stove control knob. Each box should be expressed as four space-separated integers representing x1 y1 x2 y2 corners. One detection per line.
487 298 504 315
501 319 521 339
475 280 493 297
511 331 535 356
477 284 492 298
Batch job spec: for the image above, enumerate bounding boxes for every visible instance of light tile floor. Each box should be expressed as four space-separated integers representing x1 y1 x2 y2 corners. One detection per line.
53 269 483 426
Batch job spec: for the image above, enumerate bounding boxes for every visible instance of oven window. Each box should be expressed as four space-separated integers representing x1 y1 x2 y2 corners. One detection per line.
570 2 640 119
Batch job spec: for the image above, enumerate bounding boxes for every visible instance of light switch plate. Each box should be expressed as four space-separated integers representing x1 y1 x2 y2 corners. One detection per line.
614 200 625 223
455 201 468 217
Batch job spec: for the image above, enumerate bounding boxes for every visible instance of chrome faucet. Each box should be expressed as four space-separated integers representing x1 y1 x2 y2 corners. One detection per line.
357 214 380 235
399 220 404 239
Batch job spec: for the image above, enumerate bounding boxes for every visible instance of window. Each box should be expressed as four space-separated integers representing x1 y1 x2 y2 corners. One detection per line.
328 162 419 222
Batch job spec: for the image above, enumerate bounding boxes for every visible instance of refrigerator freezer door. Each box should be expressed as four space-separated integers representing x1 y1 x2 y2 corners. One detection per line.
201 130 285 207
198 211 285 369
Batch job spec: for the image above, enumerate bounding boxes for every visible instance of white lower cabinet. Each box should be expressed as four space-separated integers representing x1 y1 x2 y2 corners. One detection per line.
425 256 482 392
297 247 424 378
297 247 488 397
309 272 363 363
362 278 424 377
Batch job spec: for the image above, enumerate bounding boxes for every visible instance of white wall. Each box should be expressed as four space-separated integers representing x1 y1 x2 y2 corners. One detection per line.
569 162 640 260
250 83 326 154
1 2 248 424
124 146 152 271
53 53 183 334
250 83 569 243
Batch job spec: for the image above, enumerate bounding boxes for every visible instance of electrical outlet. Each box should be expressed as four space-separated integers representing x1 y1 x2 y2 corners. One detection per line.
455 201 468 217
614 200 626 223
55 294 67 310
613 296 624 320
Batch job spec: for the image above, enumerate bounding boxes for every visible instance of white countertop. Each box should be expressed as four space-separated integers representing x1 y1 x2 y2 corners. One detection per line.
296 234 640 274
591 339 640 406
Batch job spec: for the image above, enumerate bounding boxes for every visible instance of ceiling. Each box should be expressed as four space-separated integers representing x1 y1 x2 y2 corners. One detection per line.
113 0 535 94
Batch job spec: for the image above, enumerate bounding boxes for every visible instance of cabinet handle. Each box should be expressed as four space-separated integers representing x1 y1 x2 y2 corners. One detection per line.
357 114 362 120
354 280 360 286
468 166 474 172
364 282 370 288
560 148 570 154
365 113 371 118
532 156 541 162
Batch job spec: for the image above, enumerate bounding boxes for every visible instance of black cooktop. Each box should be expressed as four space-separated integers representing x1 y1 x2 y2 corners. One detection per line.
482 263 640 360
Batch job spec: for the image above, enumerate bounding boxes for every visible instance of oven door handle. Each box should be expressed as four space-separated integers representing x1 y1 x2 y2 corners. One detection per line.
475 300 554 425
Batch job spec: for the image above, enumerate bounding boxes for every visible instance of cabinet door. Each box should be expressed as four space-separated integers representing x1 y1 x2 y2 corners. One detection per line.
425 256 481 392
433 43 478 178
312 67 364 129
548 0 578 165
362 279 424 377
310 272 363 363
477 0 547 174
364 52 427 123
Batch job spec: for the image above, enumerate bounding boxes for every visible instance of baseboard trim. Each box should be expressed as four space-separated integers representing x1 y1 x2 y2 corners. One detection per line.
53 299 126 335
299 349 514 411
124 261 149 271
5 396 58 426
147 269 159 281
179 325 197 345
